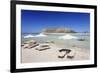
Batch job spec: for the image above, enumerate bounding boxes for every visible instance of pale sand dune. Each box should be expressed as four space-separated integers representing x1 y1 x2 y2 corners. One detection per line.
21 43 90 63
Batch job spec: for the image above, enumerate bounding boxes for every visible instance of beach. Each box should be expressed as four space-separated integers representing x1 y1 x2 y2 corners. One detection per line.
21 33 90 63
22 42 89 63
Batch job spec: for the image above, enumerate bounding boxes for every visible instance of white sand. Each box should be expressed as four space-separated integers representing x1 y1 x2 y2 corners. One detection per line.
21 43 90 63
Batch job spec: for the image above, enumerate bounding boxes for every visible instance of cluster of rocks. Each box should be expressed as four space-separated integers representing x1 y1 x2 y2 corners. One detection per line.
22 40 39 49
58 49 76 59
22 40 50 51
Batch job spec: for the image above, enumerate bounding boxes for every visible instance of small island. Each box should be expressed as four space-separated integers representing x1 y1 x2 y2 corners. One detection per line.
43 28 76 34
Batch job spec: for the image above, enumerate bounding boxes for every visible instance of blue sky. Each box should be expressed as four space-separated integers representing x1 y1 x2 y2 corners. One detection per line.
21 10 90 33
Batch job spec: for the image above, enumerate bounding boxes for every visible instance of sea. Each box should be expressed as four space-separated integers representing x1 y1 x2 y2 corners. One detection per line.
21 33 90 49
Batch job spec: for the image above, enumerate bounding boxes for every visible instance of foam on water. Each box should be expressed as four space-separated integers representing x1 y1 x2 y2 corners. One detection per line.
24 34 35 38
35 33 47 37
58 34 78 39
24 33 47 38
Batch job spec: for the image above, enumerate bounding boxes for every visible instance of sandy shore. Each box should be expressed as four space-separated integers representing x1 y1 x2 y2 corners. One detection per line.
21 42 90 63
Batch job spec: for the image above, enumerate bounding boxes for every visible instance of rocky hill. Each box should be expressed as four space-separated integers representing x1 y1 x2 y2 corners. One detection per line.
42 28 76 33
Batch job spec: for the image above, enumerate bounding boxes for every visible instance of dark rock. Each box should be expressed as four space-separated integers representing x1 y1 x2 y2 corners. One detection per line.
35 47 50 51
40 45 49 47
58 49 71 59
58 54 66 58
67 55 74 59
59 49 71 54
78 39 85 41
29 44 39 48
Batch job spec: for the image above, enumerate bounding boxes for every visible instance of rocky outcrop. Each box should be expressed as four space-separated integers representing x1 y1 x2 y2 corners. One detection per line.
22 40 39 49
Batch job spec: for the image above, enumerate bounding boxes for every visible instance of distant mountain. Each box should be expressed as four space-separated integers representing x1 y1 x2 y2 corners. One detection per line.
42 28 76 33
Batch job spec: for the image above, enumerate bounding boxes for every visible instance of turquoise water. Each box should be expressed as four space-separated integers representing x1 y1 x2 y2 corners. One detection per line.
21 33 90 49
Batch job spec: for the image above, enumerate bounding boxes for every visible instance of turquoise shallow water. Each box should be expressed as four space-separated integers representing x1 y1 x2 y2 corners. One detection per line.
21 33 90 49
